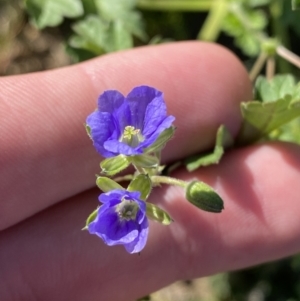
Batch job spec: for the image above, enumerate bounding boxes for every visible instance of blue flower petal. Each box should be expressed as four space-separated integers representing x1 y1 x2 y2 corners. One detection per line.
138 115 175 150
94 208 139 245
143 96 167 136
98 90 125 113
114 100 132 132
86 111 116 157
99 190 125 203
126 86 162 129
124 218 149 253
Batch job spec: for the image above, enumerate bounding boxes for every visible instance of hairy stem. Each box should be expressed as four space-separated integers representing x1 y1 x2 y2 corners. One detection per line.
151 175 187 188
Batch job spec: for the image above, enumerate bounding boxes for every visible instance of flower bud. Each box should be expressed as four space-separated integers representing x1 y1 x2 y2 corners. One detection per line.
185 181 224 213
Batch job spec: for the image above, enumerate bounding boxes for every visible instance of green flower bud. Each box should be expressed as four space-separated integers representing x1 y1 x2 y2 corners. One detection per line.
185 181 224 213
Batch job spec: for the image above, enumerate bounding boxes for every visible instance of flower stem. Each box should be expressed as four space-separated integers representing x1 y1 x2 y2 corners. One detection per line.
133 164 145 175
197 0 228 41
276 45 300 69
151 175 187 188
266 56 276 81
249 52 268 82
113 175 134 182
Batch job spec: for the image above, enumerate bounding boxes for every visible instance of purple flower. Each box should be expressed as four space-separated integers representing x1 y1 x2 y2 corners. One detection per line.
88 189 149 253
86 85 175 157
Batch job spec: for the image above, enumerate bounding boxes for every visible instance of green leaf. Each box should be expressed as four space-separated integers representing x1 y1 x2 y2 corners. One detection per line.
131 154 159 168
185 181 224 213
113 19 133 50
69 0 146 55
237 75 300 145
69 11 146 55
127 174 152 200
69 15 110 55
25 0 83 29
94 0 136 20
82 207 99 230
237 97 300 144
146 203 173 225
254 75 296 102
100 155 130 176
96 177 124 192
222 5 267 56
185 125 233 171
144 126 175 153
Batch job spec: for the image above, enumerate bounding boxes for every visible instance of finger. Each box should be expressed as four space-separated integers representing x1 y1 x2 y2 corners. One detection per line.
0 41 251 230
1 142 300 301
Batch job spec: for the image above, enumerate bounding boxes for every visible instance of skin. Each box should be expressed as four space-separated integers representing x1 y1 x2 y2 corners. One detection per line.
0 41 300 301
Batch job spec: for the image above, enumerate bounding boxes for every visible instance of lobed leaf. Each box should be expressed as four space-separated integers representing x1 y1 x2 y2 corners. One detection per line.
237 75 300 145
254 75 296 102
25 0 83 29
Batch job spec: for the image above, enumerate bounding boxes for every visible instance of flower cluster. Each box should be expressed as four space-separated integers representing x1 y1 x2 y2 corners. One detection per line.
84 85 224 254
85 86 175 253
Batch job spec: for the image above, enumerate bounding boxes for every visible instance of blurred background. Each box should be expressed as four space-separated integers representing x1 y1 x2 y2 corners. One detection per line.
1 0 300 300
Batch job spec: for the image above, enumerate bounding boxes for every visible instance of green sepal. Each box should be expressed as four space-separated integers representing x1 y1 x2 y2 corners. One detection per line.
85 124 92 139
127 174 152 200
131 154 159 168
146 203 173 225
144 126 175 153
96 176 125 192
185 125 233 171
82 207 99 230
185 181 224 213
100 155 130 176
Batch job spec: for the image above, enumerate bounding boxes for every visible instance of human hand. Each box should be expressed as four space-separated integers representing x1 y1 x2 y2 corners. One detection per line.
1 42 299 301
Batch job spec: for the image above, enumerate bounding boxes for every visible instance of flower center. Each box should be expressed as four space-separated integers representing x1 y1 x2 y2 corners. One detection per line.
116 198 139 221
120 126 144 147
